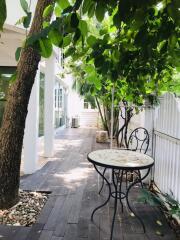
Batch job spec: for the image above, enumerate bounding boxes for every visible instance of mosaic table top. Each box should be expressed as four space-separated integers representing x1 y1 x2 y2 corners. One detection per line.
88 149 154 169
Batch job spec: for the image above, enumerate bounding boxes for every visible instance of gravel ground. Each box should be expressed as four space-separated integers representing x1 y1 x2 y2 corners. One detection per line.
0 190 49 226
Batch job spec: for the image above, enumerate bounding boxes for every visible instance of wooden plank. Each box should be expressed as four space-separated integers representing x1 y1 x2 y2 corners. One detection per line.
123 233 149 240
25 223 44 240
88 223 100 240
44 195 66 231
0 225 19 239
77 218 89 238
37 195 57 224
12 227 31 240
51 237 63 240
63 223 77 240
99 214 110 240
68 180 87 224
39 230 53 240
53 195 74 237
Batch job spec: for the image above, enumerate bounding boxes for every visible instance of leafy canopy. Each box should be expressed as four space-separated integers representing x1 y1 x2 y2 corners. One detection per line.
0 0 179 100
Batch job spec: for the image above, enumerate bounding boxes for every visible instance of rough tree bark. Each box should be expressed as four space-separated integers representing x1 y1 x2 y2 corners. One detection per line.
0 0 54 209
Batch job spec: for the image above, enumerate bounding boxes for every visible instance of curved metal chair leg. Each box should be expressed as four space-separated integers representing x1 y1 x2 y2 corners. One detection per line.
125 170 128 189
125 168 151 233
91 164 111 221
119 170 124 213
99 168 107 194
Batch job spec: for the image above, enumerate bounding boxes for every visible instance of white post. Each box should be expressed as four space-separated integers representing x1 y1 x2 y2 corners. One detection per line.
44 54 55 157
23 70 40 174
110 84 115 149
64 88 68 127
109 84 115 182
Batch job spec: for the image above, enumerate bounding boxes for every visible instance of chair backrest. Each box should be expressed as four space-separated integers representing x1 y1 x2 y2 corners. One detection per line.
127 127 149 154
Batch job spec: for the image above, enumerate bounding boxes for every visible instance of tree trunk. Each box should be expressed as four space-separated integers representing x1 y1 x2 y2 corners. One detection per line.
95 97 109 135
0 0 54 209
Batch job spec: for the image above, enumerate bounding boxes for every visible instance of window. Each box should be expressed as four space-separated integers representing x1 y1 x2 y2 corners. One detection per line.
55 89 57 108
58 89 63 108
55 87 63 109
54 87 65 129
84 100 89 109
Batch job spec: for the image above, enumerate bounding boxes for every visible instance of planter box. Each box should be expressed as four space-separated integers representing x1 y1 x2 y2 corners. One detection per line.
96 131 108 143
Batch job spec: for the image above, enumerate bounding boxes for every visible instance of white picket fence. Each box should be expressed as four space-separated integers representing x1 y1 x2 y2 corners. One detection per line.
153 93 180 202
127 93 180 202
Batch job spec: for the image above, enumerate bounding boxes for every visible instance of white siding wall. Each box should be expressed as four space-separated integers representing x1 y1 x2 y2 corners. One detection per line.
80 111 99 127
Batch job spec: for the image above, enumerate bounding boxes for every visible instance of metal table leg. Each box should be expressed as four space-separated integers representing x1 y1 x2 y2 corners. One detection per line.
110 169 118 240
125 168 151 233
99 167 107 194
91 164 111 221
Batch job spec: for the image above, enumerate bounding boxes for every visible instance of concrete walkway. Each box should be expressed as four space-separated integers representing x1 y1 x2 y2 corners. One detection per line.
0 128 177 240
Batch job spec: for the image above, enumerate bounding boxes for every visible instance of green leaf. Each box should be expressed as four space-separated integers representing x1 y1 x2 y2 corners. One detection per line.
95 2 105 22
79 20 88 37
23 12 32 28
71 13 79 28
15 47 22 61
113 12 120 28
82 0 92 14
112 49 120 63
54 5 61 17
65 47 75 58
15 16 25 26
73 28 81 43
84 65 94 73
9 71 17 83
88 2 95 18
94 55 105 68
20 0 28 13
63 35 71 47
74 0 83 11
43 21 50 28
87 35 97 46
39 38 53 58
0 0 6 30
48 29 63 46
43 4 54 18
62 6 73 14
56 0 70 10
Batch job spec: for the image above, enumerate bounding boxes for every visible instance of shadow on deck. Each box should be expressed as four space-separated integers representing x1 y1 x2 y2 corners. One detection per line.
0 128 177 240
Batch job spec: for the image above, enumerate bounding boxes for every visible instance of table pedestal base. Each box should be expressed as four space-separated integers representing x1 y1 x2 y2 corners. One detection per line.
91 164 151 240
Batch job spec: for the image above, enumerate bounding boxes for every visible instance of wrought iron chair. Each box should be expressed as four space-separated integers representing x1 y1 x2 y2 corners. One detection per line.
124 127 150 187
127 127 149 154
99 127 150 194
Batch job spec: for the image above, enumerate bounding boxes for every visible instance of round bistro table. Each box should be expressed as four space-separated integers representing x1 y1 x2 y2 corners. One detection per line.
87 149 154 240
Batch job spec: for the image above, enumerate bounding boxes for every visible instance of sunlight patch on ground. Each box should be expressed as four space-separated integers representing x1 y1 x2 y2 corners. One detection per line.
54 166 92 186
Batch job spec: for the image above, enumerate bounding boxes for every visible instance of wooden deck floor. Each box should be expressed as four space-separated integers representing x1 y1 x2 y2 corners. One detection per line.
0 128 177 240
